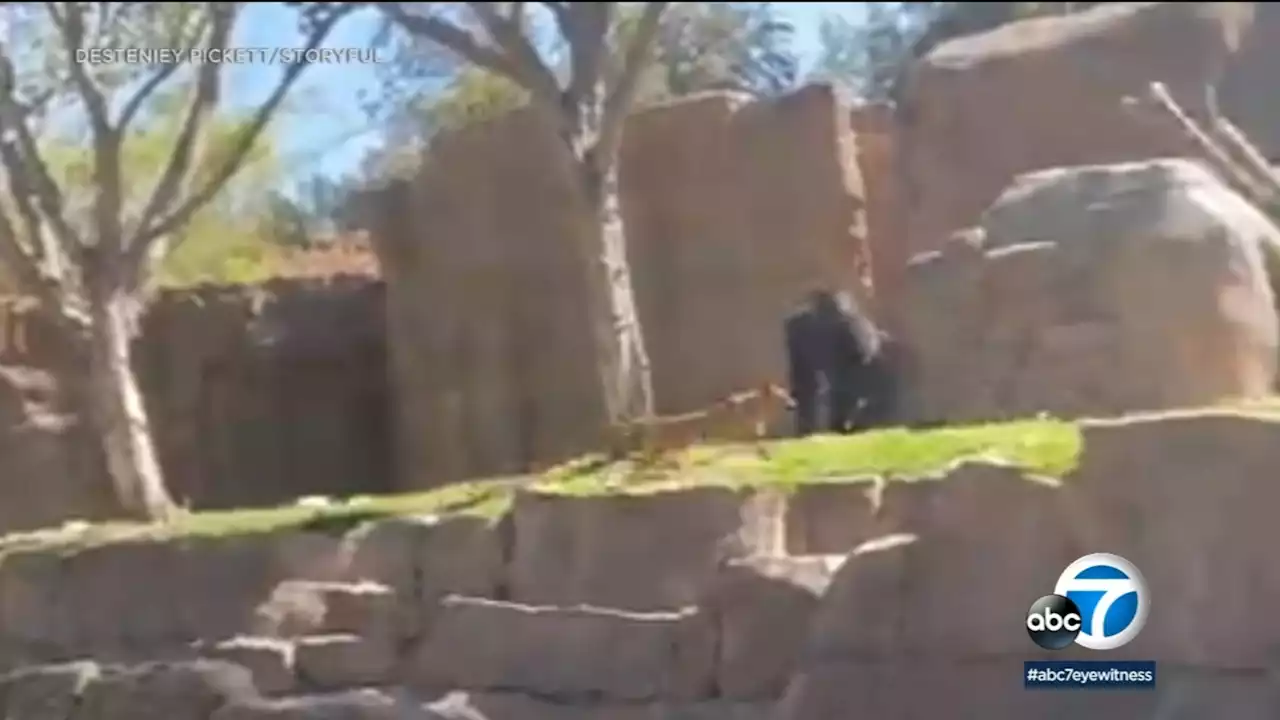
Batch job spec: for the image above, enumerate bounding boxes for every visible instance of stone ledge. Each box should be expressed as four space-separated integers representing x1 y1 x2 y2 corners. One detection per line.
406 596 716 702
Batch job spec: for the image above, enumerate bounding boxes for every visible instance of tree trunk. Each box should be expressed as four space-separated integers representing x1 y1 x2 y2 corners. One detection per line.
83 281 177 521
573 149 656 424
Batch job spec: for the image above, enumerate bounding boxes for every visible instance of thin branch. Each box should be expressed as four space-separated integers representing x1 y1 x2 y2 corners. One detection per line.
1200 84 1280 199
117 63 182 133
44 3 112 139
118 7 214 131
128 4 234 253
0 50 83 257
379 4 527 86
47 2 125 255
0 139 53 264
127 4 353 291
464 2 562 106
1139 82 1276 206
0 178 87 325
597 1 667 161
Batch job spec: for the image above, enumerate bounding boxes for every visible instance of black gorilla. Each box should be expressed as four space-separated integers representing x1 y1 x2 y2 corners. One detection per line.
783 290 897 436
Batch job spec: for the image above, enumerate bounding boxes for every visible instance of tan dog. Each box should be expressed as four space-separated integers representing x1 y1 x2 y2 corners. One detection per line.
606 382 796 464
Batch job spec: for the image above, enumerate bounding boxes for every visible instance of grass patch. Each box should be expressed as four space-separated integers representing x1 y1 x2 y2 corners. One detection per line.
0 419 1081 558
538 418 1080 496
0 477 520 560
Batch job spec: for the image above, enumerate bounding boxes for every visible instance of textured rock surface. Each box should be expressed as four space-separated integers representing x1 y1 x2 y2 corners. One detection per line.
900 159 1279 424
367 85 871 489
896 2 1262 262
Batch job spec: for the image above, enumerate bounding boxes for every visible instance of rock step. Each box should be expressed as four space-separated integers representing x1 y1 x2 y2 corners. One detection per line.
406 595 717 703
225 554 844 703
0 661 774 720
253 581 399 639
0 484 866 673
203 633 398 697
215 688 775 720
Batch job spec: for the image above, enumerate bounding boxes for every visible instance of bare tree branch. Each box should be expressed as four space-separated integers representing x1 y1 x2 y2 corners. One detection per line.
563 4 613 109
1200 85 1280 196
0 165 87 324
118 9 214 132
0 196 47 295
127 4 234 255
1135 82 1276 205
0 139 54 265
597 2 667 161
127 4 353 291
46 2 127 257
0 50 84 258
541 1 569 27
378 4 523 85
45 3 112 139
0 206 85 329
117 63 182 133
464 2 562 106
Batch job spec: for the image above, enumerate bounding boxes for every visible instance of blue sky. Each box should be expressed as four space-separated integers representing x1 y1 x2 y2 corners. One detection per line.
229 3 869 188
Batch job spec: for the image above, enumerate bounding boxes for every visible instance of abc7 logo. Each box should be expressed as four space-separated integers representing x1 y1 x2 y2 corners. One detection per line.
1026 553 1149 651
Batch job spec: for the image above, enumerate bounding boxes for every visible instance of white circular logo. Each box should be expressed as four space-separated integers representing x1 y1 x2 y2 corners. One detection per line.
1053 553 1149 651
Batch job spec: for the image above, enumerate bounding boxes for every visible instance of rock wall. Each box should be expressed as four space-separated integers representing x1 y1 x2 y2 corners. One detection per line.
895 2 1267 262
849 102 906 336
368 84 872 490
780 410 1280 718
899 158 1280 425
0 276 391 533
138 277 392 510
5 410 1280 718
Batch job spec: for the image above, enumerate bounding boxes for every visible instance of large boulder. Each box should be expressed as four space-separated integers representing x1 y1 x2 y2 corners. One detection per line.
896 1 1262 263
900 158 1279 424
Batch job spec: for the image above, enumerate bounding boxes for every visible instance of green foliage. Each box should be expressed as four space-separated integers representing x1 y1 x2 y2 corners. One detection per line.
0 418 1083 554
616 2 798 102
40 112 286 289
259 174 369 250
811 4 931 102
1 3 338 294
541 417 1082 494
419 66 531 135
5 3 210 124
356 3 798 191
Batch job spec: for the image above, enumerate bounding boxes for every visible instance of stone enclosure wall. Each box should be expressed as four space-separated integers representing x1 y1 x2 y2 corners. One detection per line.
894 1 1280 264
14 1 1280 531
849 102 906 336
0 84 899 531
881 2 1280 424
368 84 872 489
4 411 1280 718
138 277 391 510
0 276 391 533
